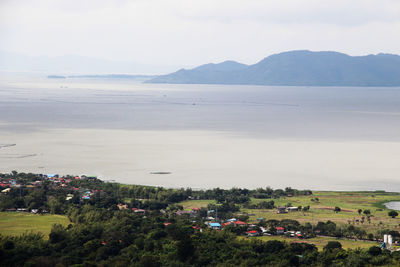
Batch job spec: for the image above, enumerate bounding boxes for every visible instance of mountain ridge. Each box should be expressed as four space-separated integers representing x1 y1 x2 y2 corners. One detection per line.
147 50 400 86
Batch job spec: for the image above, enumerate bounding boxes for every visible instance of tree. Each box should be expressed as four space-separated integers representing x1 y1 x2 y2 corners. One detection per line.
334 207 341 213
358 209 362 215
368 246 382 256
388 210 399 218
363 209 371 215
324 241 342 251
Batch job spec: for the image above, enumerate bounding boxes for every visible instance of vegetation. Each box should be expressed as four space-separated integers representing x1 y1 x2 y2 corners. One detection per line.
2 171 400 266
0 213 69 237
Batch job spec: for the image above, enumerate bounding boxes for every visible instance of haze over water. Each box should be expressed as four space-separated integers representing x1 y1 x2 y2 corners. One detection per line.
1 74 400 191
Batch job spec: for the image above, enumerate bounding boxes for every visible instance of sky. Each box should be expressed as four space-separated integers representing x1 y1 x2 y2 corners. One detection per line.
1 0 400 68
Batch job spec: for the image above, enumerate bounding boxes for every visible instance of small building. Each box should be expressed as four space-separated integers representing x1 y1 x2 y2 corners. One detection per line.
5 208 16 212
295 231 303 238
287 207 299 212
1 188 11 193
247 230 259 237
117 204 128 210
234 220 248 226
209 222 221 230
17 208 27 212
133 208 146 213
276 227 284 235
277 207 287 214
260 227 270 235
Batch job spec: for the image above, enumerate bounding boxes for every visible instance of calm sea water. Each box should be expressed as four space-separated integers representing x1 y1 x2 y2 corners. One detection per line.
1 73 400 190
385 202 400 211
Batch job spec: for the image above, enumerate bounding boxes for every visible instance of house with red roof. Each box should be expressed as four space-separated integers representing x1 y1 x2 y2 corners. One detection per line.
234 220 248 226
276 227 284 235
246 230 259 237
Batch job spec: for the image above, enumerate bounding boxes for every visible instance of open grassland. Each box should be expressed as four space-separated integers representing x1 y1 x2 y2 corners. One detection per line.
239 235 380 251
180 191 400 234
244 191 400 234
0 212 70 238
180 199 216 210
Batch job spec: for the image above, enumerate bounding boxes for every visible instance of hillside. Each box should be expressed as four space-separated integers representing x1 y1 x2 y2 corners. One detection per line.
147 50 400 86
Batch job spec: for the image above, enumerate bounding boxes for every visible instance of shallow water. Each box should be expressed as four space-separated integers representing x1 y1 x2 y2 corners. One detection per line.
384 202 400 211
1 73 400 190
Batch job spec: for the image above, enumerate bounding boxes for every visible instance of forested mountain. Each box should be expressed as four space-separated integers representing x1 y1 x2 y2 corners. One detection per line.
147 50 400 86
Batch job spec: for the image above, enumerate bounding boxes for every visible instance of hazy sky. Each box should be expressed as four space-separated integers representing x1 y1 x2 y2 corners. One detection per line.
1 0 400 67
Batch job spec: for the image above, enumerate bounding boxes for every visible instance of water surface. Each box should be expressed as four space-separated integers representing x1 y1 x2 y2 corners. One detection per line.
384 202 400 211
1 73 400 190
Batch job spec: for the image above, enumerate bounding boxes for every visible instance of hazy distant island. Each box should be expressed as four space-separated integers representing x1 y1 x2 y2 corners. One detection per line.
147 50 400 86
47 74 157 80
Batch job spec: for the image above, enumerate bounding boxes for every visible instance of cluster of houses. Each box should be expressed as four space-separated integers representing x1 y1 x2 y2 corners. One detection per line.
0 174 98 192
1 174 102 213
4 207 49 214
205 217 303 238
0 177 19 192
0 174 99 200
46 174 97 188
117 204 147 213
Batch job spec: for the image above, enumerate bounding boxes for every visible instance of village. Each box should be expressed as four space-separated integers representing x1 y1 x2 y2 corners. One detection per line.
2 171 400 253
0 173 307 239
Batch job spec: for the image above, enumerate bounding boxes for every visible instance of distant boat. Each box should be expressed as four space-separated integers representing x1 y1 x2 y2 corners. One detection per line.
150 172 171 175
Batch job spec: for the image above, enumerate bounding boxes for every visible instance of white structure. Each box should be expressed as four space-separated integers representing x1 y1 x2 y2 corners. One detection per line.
383 234 393 249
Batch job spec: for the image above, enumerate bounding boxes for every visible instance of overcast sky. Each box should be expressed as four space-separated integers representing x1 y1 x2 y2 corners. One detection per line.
1 0 400 67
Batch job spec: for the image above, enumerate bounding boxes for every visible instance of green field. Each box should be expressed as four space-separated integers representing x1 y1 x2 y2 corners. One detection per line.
0 212 70 238
245 191 400 234
180 199 216 210
180 191 400 236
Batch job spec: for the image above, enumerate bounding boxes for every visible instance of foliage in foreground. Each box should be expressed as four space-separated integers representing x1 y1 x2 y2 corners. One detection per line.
1 208 400 267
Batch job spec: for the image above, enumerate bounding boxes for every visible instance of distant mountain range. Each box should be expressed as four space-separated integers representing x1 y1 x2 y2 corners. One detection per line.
147 50 400 86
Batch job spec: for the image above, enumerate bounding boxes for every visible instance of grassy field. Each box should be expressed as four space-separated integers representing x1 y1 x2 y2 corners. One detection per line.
244 191 400 234
0 212 70 238
239 235 380 250
179 191 400 235
180 199 216 210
